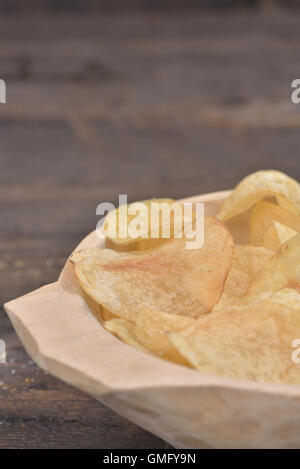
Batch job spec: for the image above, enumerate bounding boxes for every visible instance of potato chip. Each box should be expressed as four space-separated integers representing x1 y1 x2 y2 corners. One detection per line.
71 216 233 320
168 298 300 384
217 170 300 223
167 234 300 383
104 318 147 352
247 233 300 300
80 291 119 323
261 221 297 252
73 170 300 385
101 307 119 322
81 289 103 323
103 198 194 251
225 210 251 244
268 288 300 311
250 200 300 244
213 245 274 309
134 308 196 365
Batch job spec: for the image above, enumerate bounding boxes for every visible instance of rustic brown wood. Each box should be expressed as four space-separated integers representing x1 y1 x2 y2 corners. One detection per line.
0 1 260 15
1 12 300 448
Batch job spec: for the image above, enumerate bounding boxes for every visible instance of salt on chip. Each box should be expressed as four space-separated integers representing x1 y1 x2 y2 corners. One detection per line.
261 221 297 252
213 244 274 309
168 299 300 384
134 308 196 366
217 170 300 223
250 200 300 244
71 216 233 321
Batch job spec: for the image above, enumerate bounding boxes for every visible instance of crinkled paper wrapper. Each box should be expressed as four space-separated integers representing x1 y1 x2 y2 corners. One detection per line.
5 191 300 449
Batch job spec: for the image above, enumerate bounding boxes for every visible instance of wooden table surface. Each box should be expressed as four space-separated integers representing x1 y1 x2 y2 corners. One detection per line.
1 12 300 449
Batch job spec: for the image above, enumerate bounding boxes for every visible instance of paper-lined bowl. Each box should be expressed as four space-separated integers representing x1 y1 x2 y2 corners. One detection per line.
5 190 300 449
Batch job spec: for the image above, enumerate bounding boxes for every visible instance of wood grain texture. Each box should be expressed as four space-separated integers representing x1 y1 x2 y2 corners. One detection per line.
1 12 300 448
0 1 259 15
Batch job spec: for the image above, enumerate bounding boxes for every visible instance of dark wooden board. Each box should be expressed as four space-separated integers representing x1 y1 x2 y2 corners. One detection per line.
0 1 261 15
1 12 300 448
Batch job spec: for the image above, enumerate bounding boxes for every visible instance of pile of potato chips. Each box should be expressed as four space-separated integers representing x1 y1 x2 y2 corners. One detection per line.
71 170 300 385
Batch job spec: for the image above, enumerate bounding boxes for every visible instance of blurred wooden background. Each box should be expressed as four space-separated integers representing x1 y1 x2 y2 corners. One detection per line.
1 6 300 448
2 1 300 13
0 1 282 14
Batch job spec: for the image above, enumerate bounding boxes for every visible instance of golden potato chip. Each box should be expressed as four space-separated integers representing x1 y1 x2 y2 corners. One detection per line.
261 221 297 252
168 232 300 383
101 307 119 322
225 210 251 244
247 234 300 300
217 170 300 223
168 298 300 384
213 245 274 309
71 216 233 321
268 288 300 311
81 289 103 323
74 170 300 385
134 308 196 365
104 318 147 352
80 290 118 323
250 200 300 244
103 198 194 251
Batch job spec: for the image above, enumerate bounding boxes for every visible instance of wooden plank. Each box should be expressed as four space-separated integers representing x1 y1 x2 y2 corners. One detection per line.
0 1 262 15
0 323 167 448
